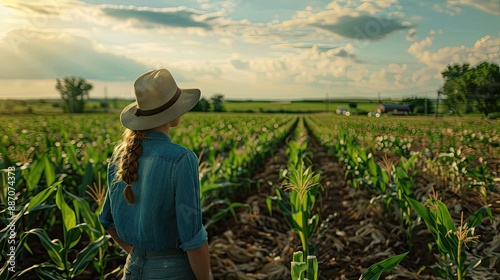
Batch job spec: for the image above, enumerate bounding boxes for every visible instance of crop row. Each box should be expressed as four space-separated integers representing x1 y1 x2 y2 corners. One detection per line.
305 115 498 279
0 113 296 279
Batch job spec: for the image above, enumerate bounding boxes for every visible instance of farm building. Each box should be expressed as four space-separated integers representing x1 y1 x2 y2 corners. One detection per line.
377 103 411 114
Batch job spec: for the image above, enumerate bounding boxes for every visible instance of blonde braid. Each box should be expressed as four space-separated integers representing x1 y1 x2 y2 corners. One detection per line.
116 129 146 204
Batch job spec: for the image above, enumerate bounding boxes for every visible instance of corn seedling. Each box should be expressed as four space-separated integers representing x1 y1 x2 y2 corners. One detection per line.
291 250 318 280
268 160 321 257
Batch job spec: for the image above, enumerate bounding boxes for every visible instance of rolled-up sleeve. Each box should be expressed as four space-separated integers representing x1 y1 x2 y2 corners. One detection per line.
174 151 207 251
99 191 115 230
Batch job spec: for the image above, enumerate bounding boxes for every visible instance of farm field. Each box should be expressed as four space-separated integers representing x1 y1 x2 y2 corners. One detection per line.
1 113 499 279
0 99 383 115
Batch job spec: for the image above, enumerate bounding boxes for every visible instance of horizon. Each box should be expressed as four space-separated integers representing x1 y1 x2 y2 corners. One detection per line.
0 0 498 101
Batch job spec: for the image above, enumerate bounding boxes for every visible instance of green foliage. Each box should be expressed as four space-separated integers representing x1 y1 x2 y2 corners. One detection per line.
290 251 318 280
13 184 111 279
55 77 93 114
268 162 321 257
440 62 500 116
268 119 321 257
359 252 408 280
407 197 492 279
401 97 433 114
211 94 226 112
192 97 211 112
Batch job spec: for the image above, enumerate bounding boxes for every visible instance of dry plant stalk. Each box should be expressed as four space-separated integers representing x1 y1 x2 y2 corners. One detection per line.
86 172 106 206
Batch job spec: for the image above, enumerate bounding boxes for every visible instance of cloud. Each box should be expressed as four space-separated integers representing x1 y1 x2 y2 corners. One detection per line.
408 32 500 71
431 3 462 16
406 28 417 41
271 43 356 57
0 29 149 80
448 0 500 15
230 59 249 70
101 5 212 30
312 14 413 40
278 1 414 42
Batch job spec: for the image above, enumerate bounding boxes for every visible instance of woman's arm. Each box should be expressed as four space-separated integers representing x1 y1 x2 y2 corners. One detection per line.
106 228 133 254
186 241 211 280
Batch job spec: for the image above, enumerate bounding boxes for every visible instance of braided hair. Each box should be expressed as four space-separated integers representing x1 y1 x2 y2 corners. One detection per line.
115 129 146 204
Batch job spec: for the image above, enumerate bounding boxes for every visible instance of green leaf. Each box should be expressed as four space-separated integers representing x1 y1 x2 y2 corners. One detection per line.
16 263 64 280
293 251 303 262
291 261 307 280
0 259 12 279
307 255 318 280
359 252 408 280
467 205 492 228
79 162 94 197
56 186 76 230
34 264 66 280
465 259 482 271
43 155 56 187
65 227 83 250
27 181 61 212
21 229 65 269
407 198 434 230
367 156 377 176
0 145 13 169
434 200 456 232
70 235 108 277
24 158 45 191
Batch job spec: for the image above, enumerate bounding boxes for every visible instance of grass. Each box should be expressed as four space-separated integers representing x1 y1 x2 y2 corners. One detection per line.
224 100 379 113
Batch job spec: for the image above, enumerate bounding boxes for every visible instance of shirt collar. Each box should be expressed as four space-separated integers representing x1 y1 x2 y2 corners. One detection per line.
144 130 171 142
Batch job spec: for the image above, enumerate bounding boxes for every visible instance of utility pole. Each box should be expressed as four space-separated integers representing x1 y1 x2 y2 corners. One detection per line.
425 93 427 115
325 92 329 113
104 86 108 113
435 91 440 119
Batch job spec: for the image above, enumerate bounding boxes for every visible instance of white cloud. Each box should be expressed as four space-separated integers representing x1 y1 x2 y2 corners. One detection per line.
0 29 149 80
432 3 462 16
406 28 417 41
408 32 500 71
448 0 500 15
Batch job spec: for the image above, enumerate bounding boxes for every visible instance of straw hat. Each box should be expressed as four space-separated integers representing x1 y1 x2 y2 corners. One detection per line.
120 69 200 130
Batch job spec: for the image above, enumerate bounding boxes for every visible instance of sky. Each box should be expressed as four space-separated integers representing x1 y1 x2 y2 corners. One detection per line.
0 0 498 101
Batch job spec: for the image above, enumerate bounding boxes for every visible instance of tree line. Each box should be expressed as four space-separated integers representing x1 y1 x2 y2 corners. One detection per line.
55 77 226 113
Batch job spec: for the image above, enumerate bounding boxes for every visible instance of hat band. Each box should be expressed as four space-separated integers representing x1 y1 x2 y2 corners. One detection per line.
134 88 181 117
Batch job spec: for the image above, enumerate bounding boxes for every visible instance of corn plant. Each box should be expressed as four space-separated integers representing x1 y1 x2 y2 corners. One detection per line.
380 154 419 244
407 196 492 279
267 160 321 257
14 184 110 279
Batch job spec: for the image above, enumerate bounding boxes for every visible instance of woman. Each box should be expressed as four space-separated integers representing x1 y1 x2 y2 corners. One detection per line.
99 69 210 280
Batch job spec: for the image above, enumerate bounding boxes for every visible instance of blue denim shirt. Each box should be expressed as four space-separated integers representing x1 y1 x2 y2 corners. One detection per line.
99 130 207 251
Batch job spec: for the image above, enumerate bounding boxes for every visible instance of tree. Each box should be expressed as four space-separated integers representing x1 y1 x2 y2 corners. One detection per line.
402 97 433 114
348 102 358 111
466 62 500 117
56 77 93 113
192 97 211 112
440 62 499 116
441 64 470 115
211 94 225 112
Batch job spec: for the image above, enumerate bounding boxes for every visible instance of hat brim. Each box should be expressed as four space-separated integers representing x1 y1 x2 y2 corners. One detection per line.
120 88 200 130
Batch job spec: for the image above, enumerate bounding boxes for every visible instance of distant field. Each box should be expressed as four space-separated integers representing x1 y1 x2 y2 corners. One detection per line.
0 99 383 115
224 100 379 113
